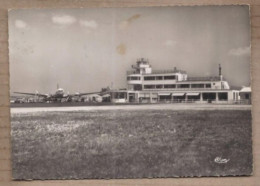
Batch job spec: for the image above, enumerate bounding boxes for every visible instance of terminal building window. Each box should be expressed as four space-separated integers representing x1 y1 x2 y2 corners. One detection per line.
144 84 176 89
191 84 204 88
144 76 156 81
202 93 216 101
133 84 142 90
144 75 176 81
177 84 190 88
156 85 163 89
164 84 176 88
164 75 176 80
218 92 228 100
205 84 211 88
155 76 163 80
144 85 156 89
113 92 127 99
127 76 141 80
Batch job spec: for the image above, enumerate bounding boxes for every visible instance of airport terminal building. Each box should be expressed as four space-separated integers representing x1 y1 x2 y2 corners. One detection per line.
109 58 251 104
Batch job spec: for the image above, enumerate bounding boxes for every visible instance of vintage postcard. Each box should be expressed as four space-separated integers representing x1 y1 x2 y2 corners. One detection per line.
9 5 252 180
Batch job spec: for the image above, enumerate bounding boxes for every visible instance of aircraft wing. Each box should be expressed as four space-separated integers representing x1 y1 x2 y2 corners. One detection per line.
14 92 48 98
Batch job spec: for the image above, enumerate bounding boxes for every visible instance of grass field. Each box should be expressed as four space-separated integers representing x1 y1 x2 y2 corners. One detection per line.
11 108 252 179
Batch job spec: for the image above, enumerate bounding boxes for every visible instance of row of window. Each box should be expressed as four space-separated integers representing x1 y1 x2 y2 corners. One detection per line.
144 75 176 81
143 84 211 89
127 75 177 81
127 77 141 80
111 92 127 99
158 92 228 100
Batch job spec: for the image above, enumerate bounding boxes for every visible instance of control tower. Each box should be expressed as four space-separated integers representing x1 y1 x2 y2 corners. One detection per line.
131 58 152 74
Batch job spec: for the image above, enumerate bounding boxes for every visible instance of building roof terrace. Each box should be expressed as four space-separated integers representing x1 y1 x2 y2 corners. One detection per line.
127 69 187 75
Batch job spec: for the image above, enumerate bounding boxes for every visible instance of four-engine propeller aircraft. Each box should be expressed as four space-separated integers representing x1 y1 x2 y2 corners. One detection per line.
13 84 109 103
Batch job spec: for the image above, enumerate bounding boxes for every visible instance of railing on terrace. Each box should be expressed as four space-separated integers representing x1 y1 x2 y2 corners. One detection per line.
142 88 213 90
187 76 222 81
127 69 187 75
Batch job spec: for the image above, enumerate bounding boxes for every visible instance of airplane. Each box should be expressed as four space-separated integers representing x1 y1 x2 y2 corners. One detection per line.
13 84 107 103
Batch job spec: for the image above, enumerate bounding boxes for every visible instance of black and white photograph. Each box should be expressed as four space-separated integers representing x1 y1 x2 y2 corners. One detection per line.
9 5 252 180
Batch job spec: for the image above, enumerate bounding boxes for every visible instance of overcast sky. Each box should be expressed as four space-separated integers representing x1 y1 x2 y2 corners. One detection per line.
9 6 250 94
